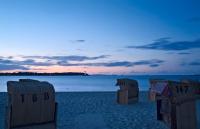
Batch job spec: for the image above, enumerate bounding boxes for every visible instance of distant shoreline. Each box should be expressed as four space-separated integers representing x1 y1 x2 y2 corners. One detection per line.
0 72 89 76
0 73 199 76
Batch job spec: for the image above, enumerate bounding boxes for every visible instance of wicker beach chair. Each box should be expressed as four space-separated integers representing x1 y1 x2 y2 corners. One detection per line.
5 79 57 129
116 78 139 104
149 80 198 129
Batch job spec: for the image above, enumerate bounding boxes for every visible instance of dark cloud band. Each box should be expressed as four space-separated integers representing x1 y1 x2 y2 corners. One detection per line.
126 38 200 51
58 59 164 67
0 64 29 70
22 55 109 62
0 55 164 71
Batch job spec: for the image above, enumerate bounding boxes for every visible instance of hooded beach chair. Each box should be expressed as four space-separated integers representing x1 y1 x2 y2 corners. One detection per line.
5 79 57 129
116 78 139 104
149 80 198 129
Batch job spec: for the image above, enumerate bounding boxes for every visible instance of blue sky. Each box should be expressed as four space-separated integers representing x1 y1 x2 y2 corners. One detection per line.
0 0 199 74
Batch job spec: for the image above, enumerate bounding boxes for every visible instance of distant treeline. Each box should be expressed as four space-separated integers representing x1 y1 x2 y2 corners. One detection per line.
0 72 89 76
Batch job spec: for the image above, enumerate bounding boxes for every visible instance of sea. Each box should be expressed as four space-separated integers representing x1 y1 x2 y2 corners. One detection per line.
0 75 199 92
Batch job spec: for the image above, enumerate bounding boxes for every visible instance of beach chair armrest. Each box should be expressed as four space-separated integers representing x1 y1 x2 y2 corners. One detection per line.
54 102 58 124
5 105 11 129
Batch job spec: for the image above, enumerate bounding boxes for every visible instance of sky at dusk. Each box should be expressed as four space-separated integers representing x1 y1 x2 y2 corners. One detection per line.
0 0 200 74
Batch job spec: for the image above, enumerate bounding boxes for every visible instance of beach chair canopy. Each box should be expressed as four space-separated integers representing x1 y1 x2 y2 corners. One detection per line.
181 80 200 97
116 78 138 87
149 79 196 101
7 79 56 128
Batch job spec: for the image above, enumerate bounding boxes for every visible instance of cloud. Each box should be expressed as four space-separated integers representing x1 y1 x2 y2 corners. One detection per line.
188 61 200 66
126 38 200 51
70 40 85 43
0 59 14 64
22 55 109 62
181 61 200 66
58 59 164 67
18 59 54 66
188 17 200 23
0 58 54 66
0 54 109 71
149 64 160 67
178 52 191 55
31 68 47 71
0 55 164 71
76 40 85 42
0 58 55 71
0 64 29 70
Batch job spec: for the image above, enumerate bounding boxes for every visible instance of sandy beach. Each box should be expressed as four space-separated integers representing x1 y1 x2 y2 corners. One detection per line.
0 92 199 129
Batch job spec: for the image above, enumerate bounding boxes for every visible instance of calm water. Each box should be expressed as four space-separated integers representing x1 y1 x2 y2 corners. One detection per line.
0 75 199 92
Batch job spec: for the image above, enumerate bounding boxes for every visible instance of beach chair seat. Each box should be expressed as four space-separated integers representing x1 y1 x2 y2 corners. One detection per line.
5 79 57 129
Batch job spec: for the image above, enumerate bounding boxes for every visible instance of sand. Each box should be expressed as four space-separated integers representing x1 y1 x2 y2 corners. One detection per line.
0 92 199 129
